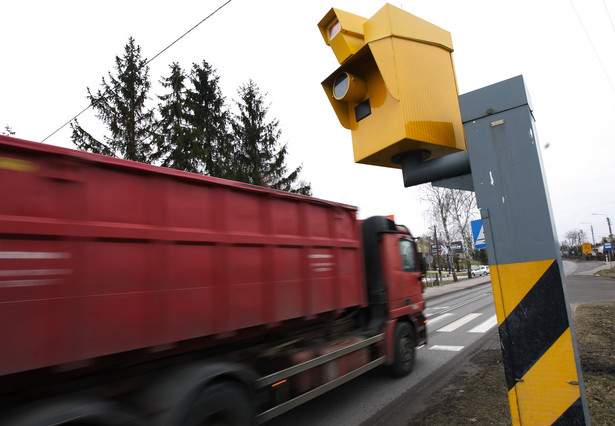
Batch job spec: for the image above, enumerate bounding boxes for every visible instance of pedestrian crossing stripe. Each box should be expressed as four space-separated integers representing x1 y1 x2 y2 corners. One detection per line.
431 313 497 333
429 345 464 352
437 313 482 332
490 259 585 425
426 313 453 325
468 315 497 333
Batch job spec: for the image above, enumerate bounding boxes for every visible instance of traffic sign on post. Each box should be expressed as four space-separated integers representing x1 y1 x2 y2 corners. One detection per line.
471 219 486 249
450 241 463 254
605 241 612 251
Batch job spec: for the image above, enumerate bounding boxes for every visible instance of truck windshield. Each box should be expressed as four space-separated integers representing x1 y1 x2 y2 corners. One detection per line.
399 239 417 272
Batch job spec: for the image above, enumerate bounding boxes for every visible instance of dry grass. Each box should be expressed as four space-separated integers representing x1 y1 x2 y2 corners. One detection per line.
408 302 615 425
596 268 615 278
409 347 511 425
575 302 615 424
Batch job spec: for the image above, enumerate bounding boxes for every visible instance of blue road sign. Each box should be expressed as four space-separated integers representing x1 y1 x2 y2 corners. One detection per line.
471 219 486 249
605 241 612 252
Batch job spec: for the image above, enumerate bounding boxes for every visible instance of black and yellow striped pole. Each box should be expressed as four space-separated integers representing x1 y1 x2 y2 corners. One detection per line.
491 260 584 423
460 76 589 425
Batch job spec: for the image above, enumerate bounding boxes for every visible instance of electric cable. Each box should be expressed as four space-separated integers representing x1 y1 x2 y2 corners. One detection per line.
41 0 232 143
604 0 615 35
569 0 615 95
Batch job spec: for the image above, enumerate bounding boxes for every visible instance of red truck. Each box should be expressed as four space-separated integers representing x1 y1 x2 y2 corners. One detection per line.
0 135 426 425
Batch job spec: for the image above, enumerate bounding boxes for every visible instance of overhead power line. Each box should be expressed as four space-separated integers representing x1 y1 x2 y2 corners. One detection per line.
604 0 615 35
41 0 233 144
145 0 232 67
569 0 615 95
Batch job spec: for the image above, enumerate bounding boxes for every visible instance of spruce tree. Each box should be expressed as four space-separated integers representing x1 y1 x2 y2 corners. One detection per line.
231 80 311 195
153 62 200 173
186 60 233 178
2 125 15 136
71 37 155 162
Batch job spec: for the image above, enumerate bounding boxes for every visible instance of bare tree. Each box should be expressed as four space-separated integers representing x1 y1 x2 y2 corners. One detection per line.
420 185 457 281
564 230 576 250
564 229 585 256
422 184 481 280
449 189 478 277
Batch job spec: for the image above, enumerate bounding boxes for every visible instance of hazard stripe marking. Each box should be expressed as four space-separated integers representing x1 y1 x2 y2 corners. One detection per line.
498 260 568 391
510 328 581 424
490 258 553 326
553 398 584 425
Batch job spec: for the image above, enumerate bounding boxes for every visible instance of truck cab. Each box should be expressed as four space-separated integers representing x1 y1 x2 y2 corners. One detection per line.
360 217 427 377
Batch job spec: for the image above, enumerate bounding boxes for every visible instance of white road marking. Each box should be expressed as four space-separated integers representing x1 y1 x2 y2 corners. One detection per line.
426 313 454 324
426 306 450 311
429 345 464 352
437 313 482 333
469 315 498 333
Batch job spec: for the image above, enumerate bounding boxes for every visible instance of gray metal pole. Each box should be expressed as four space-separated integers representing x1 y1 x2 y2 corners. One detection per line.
458 75 590 424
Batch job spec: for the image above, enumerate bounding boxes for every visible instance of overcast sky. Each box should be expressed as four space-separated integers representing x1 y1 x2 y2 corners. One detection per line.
2 0 614 244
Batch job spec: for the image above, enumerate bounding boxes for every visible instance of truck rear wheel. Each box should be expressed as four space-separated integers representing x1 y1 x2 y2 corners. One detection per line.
390 321 415 377
181 381 253 426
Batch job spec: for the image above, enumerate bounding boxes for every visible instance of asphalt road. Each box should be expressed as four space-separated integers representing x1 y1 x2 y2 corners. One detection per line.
264 261 615 425
563 260 615 304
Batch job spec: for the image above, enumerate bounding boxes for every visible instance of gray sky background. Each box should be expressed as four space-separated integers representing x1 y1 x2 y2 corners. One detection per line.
2 0 614 244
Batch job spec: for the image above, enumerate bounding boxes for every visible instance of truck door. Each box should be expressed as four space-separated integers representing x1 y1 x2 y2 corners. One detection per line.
381 234 423 317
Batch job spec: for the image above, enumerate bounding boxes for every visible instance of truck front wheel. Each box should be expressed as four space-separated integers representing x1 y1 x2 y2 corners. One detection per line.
181 381 254 426
390 321 415 377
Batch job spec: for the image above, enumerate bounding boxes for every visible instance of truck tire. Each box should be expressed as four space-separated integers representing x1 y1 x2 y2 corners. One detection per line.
181 381 254 426
390 321 415 377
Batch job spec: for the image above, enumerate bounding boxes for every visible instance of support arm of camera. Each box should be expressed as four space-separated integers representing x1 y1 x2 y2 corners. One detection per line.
397 150 471 188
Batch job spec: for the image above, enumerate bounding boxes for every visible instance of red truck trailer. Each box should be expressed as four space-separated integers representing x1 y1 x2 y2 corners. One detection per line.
0 135 426 425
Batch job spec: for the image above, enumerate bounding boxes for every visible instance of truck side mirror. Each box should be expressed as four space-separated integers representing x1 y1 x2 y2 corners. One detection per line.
417 253 427 277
